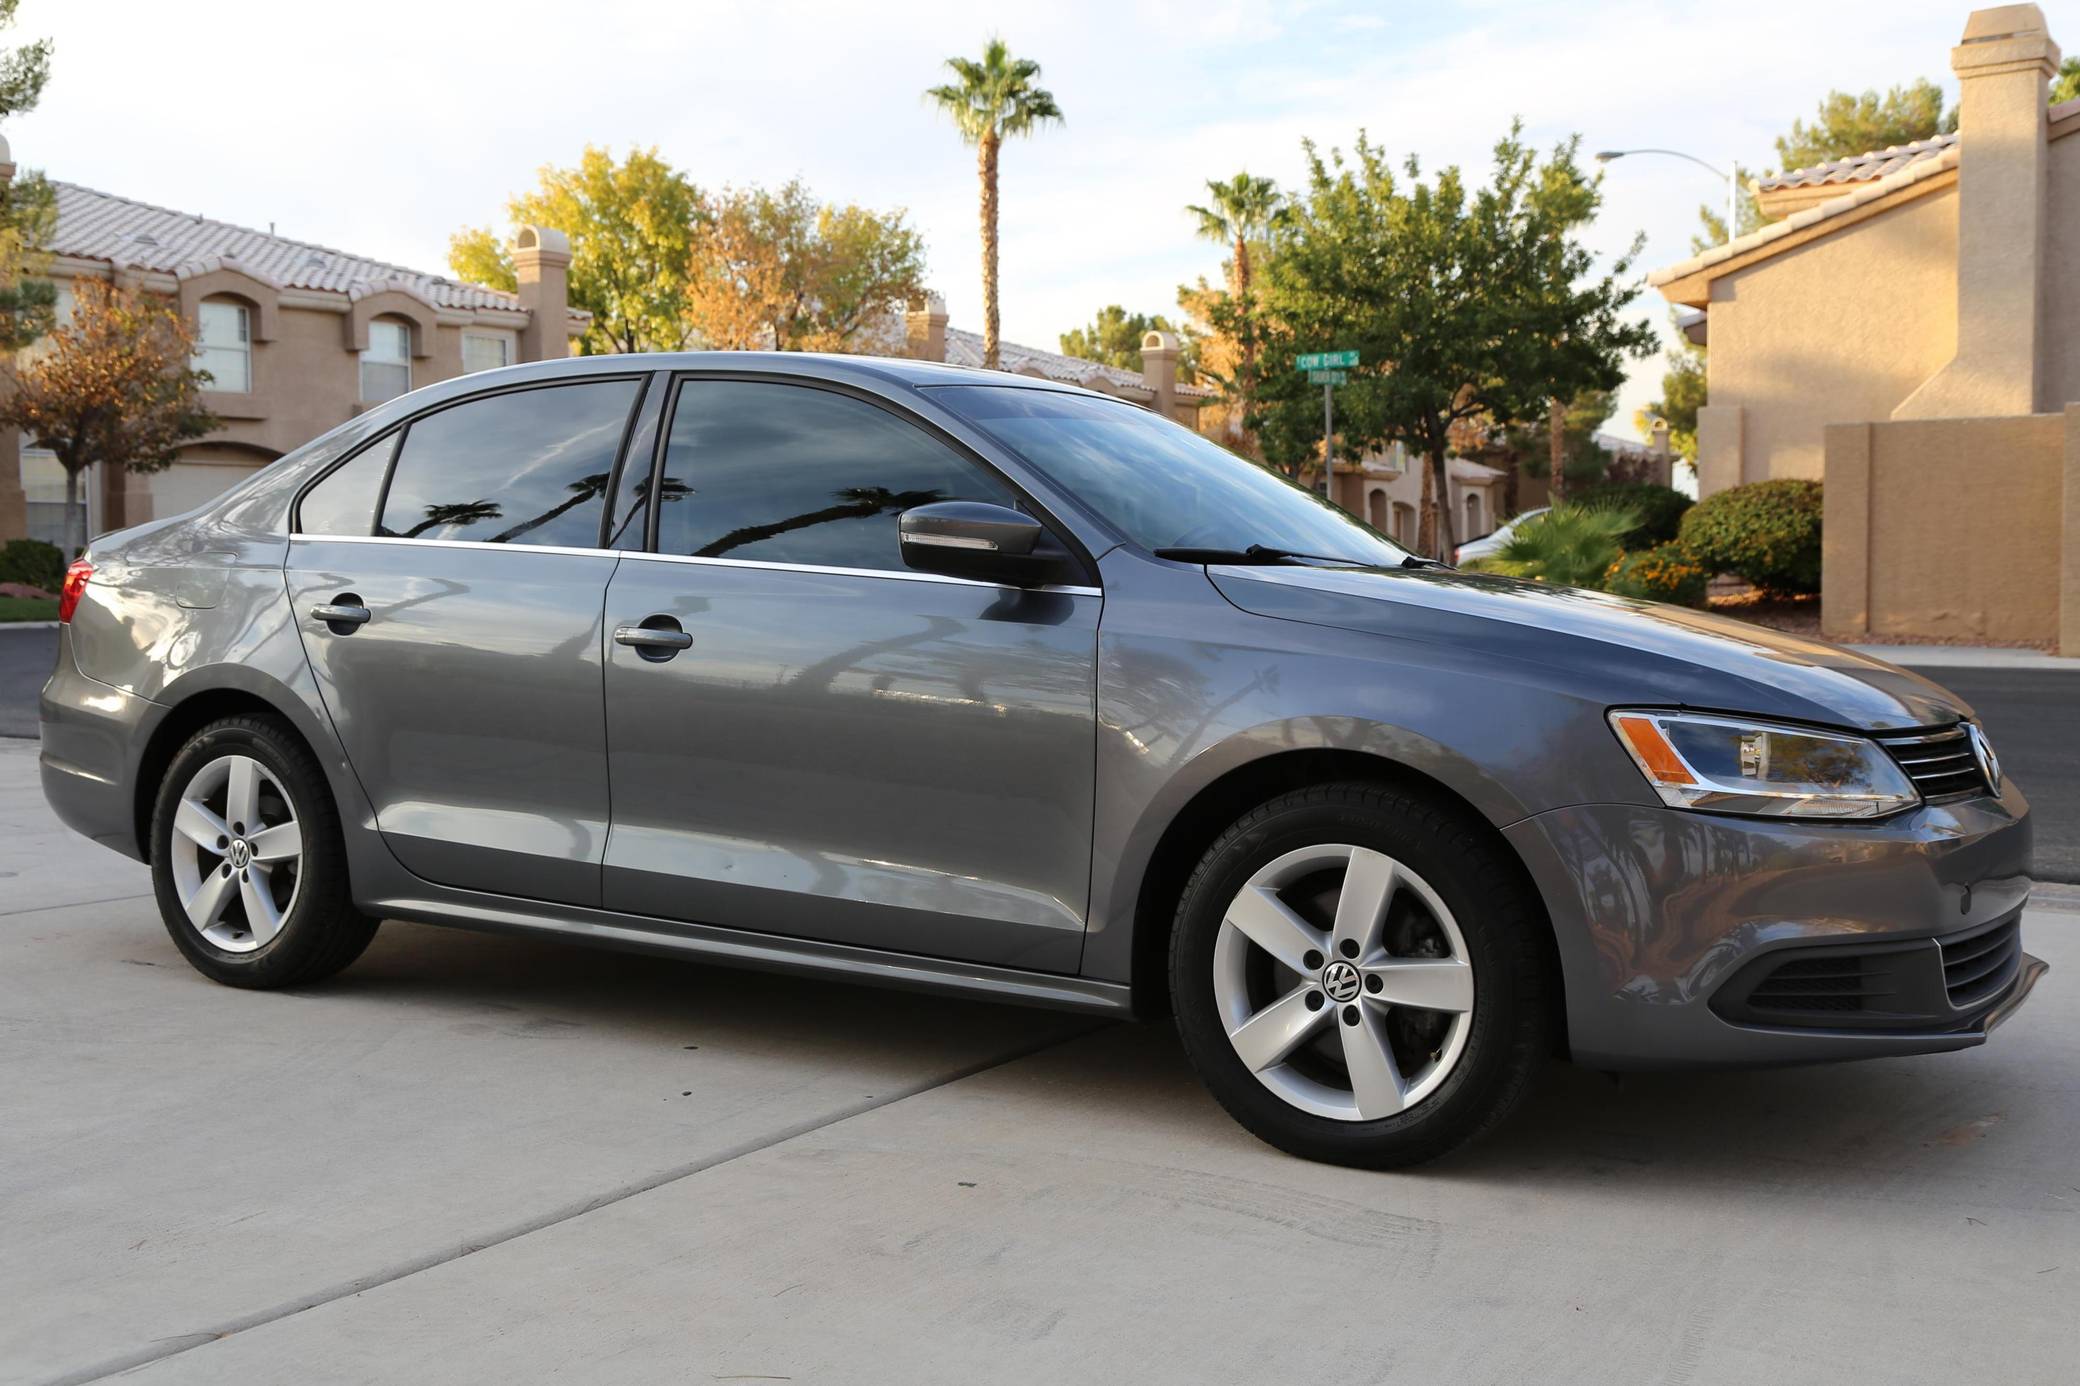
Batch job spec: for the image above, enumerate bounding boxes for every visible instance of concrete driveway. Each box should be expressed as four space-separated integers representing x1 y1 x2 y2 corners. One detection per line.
3 737 2078 1385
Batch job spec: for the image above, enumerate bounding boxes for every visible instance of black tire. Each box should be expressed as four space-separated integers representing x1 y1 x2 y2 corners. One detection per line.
1169 781 1551 1169
149 714 378 988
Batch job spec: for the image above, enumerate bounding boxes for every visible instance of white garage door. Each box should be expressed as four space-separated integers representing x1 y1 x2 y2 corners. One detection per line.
151 457 265 521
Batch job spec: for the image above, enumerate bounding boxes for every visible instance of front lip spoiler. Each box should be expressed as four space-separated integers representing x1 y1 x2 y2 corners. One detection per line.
1984 953 2048 1033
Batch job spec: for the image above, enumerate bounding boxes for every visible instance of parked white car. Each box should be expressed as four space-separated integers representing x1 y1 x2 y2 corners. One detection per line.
1453 506 1548 565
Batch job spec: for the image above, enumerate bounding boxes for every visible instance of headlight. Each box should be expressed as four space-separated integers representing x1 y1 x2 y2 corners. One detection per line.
1607 710 1919 819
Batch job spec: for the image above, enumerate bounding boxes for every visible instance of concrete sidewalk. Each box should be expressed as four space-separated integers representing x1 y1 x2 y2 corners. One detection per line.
3 740 2077 1385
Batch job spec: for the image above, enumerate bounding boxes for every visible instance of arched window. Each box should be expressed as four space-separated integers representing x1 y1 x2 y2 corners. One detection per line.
1391 502 1415 545
1464 492 1483 537
1367 489 1387 531
361 318 412 403
193 299 251 392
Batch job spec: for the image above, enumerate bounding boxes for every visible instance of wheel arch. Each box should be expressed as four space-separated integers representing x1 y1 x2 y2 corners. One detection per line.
1122 746 1565 1052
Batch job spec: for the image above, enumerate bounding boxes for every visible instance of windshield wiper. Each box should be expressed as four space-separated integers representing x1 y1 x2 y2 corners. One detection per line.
1153 544 1371 567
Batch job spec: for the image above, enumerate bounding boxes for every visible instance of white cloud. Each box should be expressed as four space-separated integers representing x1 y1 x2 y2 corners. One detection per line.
12 0 1977 438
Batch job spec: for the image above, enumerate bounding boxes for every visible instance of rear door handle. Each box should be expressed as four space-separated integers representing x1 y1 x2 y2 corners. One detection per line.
614 620 693 660
310 596 371 630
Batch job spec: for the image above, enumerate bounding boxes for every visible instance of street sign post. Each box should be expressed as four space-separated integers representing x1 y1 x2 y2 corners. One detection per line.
1295 351 1359 496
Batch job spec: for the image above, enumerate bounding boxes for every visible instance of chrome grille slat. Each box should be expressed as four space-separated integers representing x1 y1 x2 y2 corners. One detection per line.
1874 725 1990 800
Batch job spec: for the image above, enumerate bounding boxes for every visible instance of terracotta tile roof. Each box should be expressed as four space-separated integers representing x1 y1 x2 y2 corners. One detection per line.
942 325 1214 399
1756 131 1957 192
50 181 525 312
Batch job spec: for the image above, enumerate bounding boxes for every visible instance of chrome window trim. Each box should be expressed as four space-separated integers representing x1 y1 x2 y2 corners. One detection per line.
287 532 1102 597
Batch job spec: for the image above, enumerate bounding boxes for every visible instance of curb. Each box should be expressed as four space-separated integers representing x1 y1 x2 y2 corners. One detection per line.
1854 644 2080 671
0 622 59 632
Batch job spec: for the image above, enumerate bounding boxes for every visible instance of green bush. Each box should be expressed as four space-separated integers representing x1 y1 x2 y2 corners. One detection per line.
1677 478 1823 596
1581 482 1693 550
1472 503 1638 590
0 538 65 593
1605 542 1709 607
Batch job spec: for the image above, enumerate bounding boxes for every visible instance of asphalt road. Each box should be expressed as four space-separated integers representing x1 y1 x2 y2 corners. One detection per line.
2 737 2075 1384
6 626 2075 876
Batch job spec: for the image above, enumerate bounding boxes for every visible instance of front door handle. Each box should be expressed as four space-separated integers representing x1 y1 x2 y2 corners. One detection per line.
614 619 693 660
310 594 371 632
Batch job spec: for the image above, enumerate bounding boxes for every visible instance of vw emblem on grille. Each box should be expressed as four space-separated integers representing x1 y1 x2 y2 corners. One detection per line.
1965 722 2001 793
1322 960 1363 1003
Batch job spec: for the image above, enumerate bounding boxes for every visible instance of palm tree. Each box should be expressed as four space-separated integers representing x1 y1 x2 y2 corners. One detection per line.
927 39 1063 370
1186 174 1283 446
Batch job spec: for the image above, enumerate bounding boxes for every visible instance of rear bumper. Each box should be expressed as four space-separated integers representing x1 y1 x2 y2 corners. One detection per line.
39 627 157 862
1506 783 2039 1069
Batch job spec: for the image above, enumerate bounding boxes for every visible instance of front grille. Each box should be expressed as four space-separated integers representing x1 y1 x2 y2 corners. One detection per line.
1875 724 1988 801
1941 918 2021 1009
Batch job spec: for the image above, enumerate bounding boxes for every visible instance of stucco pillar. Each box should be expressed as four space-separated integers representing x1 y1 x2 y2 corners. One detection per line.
904 292 947 362
1894 4 2061 420
2061 403 2080 656
513 226 572 363
0 135 24 541
1695 403 1745 496
1140 331 1180 420
1822 423 1873 640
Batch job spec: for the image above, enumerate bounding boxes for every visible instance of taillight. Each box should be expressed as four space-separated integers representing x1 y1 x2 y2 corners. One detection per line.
58 559 92 624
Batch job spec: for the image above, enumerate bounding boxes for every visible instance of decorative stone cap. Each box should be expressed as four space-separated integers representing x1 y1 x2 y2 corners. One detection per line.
513 225 572 266
1955 3 2060 76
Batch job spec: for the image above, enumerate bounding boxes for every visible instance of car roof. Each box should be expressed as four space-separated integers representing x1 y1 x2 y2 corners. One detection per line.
470 350 1108 395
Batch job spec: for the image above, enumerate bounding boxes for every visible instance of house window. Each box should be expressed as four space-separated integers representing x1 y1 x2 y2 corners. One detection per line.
1392 502 1415 545
1367 489 1386 531
193 300 252 393
361 318 412 403
1464 492 1483 538
463 333 511 375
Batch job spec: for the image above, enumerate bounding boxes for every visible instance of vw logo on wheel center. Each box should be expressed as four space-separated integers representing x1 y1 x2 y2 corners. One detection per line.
1322 960 1362 1003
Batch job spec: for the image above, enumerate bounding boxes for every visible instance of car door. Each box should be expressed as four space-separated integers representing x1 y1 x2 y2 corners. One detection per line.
287 375 653 907
600 375 1101 972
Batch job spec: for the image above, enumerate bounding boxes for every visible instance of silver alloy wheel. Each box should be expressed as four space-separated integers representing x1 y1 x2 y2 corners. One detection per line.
1212 843 1474 1121
167 754 303 954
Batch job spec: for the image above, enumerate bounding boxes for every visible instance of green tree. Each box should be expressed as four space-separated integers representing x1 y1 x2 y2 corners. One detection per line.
0 0 54 351
1238 125 1657 557
1059 304 1193 375
927 38 1062 370
2054 56 2080 105
1186 172 1283 444
448 146 705 355
1639 333 1705 469
1775 79 1954 173
0 281 218 555
684 180 926 351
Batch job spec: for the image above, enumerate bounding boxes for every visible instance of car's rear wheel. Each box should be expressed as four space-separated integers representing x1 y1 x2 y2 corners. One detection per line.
1170 782 1551 1168
150 715 377 988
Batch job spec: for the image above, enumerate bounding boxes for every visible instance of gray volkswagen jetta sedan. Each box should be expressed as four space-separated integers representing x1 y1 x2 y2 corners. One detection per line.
41 352 2045 1167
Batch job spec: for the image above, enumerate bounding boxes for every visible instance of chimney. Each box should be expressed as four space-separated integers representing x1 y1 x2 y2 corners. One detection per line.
513 226 573 362
1140 331 1180 420
1895 4 2062 419
905 291 948 362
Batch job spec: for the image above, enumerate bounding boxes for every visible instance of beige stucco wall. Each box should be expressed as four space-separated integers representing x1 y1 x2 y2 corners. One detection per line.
1704 184 1959 489
1822 409 2074 650
2044 127 2080 410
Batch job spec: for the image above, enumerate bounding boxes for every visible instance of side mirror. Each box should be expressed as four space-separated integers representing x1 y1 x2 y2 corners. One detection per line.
899 501 1067 588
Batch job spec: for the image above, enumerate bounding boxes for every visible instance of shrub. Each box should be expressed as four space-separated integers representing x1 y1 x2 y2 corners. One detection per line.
1580 482 1692 550
0 538 64 592
1677 478 1822 596
1605 542 1709 607
1471 503 1638 590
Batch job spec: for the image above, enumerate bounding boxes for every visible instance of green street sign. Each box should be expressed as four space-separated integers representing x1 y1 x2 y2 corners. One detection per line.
1295 350 1359 370
1306 370 1348 385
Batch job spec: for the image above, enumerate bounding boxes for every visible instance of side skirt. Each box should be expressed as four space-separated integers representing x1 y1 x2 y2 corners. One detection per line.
362 889 1135 1017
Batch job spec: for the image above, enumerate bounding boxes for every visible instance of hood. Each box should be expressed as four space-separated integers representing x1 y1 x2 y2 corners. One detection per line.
1209 564 1969 733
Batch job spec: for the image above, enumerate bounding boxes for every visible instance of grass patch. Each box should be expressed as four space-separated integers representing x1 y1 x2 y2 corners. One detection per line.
0 596 59 623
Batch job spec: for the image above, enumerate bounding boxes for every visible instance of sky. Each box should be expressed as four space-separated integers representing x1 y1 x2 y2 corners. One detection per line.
9 0 1993 440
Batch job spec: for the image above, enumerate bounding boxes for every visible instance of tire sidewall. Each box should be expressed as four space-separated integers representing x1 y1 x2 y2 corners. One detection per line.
1171 788 1537 1164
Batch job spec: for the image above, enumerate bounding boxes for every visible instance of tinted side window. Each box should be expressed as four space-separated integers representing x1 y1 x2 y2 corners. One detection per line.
377 380 642 546
654 380 1014 570
297 435 396 536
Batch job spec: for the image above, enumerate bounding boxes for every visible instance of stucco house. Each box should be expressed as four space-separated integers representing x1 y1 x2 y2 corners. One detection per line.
0 161 588 546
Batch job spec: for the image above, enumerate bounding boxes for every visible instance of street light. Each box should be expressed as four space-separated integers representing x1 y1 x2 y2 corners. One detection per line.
1595 148 1739 244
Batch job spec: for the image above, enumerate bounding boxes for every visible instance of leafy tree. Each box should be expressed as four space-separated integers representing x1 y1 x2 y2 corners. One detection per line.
1238 125 1657 557
927 38 1062 369
2055 56 2080 105
1775 79 1954 173
0 281 218 554
1639 331 1705 468
448 146 705 355
684 180 925 352
1185 173 1283 449
1059 304 1194 375
0 0 54 351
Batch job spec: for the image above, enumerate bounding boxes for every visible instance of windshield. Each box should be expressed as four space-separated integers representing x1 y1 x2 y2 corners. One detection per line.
930 386 1413 566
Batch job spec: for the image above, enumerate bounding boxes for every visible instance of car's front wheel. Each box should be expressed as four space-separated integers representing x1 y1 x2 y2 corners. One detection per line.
150 714 377 988
1170 782 1552 1168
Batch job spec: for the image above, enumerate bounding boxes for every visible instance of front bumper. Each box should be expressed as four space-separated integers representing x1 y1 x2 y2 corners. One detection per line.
1506 781 2041 1069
